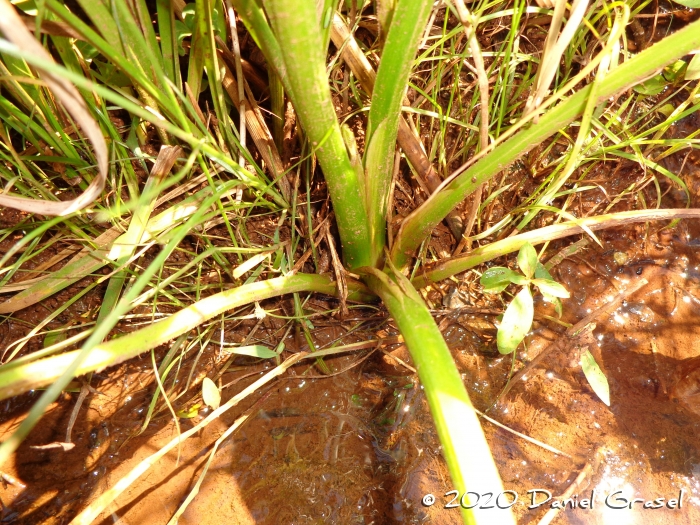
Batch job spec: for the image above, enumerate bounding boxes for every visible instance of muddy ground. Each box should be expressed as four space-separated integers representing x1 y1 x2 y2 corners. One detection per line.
2 10 700 524
3 221 700 524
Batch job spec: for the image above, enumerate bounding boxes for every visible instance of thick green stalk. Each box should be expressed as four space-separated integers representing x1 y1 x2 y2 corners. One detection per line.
261 0 371 269
361 267 515 525
363 0 432 265
391 18 700 268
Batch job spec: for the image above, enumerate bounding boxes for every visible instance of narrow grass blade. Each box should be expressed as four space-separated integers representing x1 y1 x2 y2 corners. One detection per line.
156 0 182 86
97 146 182 327
0 273 373 401
46 0 191 134
73 0 124 53
186 0 206 102
0 0 107 215
412 208 700 288
217 52 291 200
0 186 212 314
233 0 293 98
0 37 286 207
268 67 284 151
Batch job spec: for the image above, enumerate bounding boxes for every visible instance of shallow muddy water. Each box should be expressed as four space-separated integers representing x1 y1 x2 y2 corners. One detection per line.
3 228 700 525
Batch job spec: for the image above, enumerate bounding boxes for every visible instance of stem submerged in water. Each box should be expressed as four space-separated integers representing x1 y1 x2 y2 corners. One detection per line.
360 266 516 525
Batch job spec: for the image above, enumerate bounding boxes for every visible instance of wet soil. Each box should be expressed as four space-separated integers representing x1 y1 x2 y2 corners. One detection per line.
3 225 700 525
2 10 700 523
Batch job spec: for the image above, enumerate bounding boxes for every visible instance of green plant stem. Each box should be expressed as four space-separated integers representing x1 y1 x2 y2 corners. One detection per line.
391 18 700 268
0 273 372 403
411 208 700 288
361 267 515 525
363 0 432 265
261 0 371 269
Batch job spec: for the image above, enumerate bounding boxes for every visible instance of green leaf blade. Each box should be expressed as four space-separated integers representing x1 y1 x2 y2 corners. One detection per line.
497 287 534 354
686 53 700 81
670 0 700 8
224 345 278 359
535 262 554 280
517 243 538 279
531 278 570 299
201 377 221 409
581 350 610 406
480 266 519 292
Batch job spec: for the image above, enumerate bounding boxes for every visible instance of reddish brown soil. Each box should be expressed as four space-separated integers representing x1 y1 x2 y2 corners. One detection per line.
3 225 700 525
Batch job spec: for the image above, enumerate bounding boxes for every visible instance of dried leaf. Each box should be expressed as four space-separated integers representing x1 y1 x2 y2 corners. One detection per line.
29 442 75 452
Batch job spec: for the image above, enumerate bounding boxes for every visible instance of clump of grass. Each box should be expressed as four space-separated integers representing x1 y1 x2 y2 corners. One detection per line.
0 1 699 523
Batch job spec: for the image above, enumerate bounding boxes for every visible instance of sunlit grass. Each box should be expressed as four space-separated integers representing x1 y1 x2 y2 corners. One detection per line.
0 0 699 523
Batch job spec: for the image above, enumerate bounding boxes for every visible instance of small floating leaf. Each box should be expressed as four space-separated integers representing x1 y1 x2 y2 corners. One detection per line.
581 350 610 406
201 377 220 410
497 287 533 354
